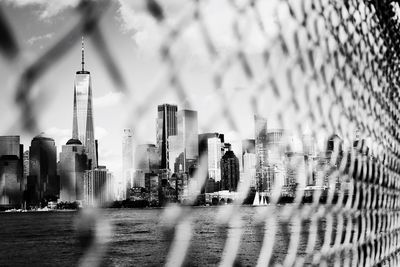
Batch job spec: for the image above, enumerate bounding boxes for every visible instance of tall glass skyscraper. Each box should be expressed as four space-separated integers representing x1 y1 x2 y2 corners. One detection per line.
156 104 177 169
72 37 97 169
254 115 267 191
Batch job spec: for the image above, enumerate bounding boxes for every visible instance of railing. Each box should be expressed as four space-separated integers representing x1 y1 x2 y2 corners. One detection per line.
1 0 400 266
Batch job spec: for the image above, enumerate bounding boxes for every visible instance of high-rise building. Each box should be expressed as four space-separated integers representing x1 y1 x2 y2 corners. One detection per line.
0 136 21 158
72 37 97 169
134 144 159 172
198 133 224 188
83 166 114 206
169 135 184 173
267 129 285 165
243 151 256 188
230 140 243 172
23 150 29 187
156 104 178 169
132 144 159 190
27 134 59 206
254 115 267 190
169 109 199 173
59 138 89 202
265 129 286 191
220 146 240 192
122 129 134 199
207 137 223 182
178 110 198 165
0 136 24 208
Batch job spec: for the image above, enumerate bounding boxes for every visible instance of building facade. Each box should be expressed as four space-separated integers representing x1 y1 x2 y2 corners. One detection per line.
156 104 178 169
83 166 114 206
122 129 134 199
254 115 267 191
72 38 97 169
220 148 240 192
0 136 24 208
59 139 89 202
27 134 59 206
168 109 199 173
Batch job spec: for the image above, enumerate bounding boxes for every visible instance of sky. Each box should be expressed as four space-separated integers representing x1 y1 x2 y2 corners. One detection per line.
0 0 347 179
0 0 284 179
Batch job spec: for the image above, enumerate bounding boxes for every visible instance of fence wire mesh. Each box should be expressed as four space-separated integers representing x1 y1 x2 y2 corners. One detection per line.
1 0 400 266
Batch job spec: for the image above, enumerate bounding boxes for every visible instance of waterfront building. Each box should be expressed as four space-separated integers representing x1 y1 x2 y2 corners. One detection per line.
72 37 97 169
177 109 199 172
220 146 240 192
0 137 24 209
230 140 243 172
134 144 159 172
145 173 159 205
198 133 224 192
132 169 145 188
0 136 24 208
168 135 184 173
83 166 114 206
59 138 89 202
122 129 134 199
168 109 199 173
23 150 29 189
207 137 223 182
156 104 178 169
266 129 286 165
0 136 21 158
254 115 268 191
27 134 59 206
243 151 256 188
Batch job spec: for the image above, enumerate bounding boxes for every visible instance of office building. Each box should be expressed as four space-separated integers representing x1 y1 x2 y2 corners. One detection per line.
220 146 240 192
72 37 97 169
207 137 223 182
0 136 24 208
243 151 256 188
254 115 267 190
156 104 178 169
122 129 134 199
83 166 114 206
134 144 159 172
27 134 59 206
59 138 89 202
168 109 199 173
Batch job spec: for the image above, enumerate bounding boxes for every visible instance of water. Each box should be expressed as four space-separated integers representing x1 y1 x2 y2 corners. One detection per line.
0 206 329 266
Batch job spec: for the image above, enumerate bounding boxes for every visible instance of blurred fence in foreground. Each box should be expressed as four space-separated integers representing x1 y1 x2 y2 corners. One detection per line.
1 0 400 266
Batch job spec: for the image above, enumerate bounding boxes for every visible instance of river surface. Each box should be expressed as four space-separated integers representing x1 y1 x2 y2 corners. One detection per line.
0 206 330 266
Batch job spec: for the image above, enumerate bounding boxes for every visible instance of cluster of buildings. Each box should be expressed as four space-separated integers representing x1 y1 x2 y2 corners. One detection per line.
120 105 357 206
0 38 361 209
0 38 114 210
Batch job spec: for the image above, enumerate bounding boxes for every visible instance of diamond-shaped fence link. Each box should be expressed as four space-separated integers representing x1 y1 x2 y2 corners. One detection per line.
1 0 400 266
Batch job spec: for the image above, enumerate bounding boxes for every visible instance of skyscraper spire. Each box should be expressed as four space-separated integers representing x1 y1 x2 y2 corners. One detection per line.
81 36 85 71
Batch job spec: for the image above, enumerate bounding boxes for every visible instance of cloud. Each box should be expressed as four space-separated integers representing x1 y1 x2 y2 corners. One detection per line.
95 126 108 140
93 91 123 108
27 32 54 45
1 0 79 19
116 0 159 48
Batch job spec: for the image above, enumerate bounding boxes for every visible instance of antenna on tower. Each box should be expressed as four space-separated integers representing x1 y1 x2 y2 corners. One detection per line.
81 36 85 71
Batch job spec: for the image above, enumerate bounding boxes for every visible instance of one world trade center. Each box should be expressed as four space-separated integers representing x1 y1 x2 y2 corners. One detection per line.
72 37 97 169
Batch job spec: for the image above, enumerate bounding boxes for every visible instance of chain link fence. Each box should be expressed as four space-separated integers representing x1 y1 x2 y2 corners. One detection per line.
1 0 400 266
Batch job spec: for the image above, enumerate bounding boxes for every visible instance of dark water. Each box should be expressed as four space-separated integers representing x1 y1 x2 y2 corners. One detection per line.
0 206 330 266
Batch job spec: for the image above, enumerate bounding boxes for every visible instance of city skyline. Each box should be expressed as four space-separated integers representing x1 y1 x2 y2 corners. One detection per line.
0 0 307 179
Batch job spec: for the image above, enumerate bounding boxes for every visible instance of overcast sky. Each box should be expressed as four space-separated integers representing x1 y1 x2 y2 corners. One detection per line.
0 0 284 178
